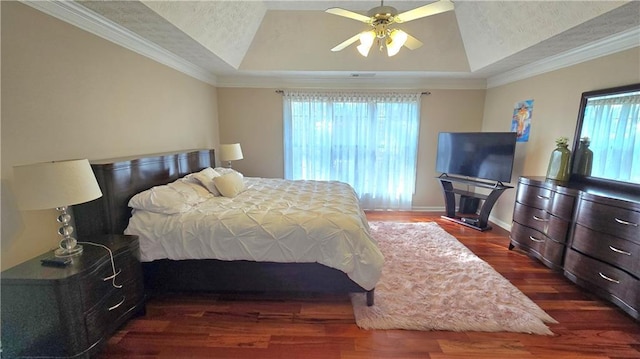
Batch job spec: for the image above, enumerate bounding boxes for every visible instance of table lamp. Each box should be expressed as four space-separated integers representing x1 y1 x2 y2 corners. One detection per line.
219 143 243 168
13 159 103 257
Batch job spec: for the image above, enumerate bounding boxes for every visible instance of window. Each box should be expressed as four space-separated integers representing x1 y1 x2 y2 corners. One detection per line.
283 91 421 209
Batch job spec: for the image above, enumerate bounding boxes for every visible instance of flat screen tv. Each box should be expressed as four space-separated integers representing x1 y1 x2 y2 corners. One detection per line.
436 132 517 183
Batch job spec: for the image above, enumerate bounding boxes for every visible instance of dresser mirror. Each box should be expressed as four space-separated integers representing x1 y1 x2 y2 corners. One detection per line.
571 83 640 191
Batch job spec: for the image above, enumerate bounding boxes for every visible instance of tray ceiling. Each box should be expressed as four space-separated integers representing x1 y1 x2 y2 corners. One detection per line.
31 1 640 87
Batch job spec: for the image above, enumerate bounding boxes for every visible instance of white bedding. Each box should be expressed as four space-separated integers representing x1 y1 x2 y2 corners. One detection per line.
124 177 384 290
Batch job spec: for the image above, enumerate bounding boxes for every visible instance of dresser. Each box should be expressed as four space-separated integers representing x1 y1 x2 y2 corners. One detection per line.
510 176 578 270
510 176 639 320
564 192 640 320
1 234 145 358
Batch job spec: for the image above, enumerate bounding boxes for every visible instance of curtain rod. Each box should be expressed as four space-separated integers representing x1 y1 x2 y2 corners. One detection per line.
275 90 431 95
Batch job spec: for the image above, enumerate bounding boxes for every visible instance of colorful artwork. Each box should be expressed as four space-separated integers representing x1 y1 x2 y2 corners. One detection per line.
511 99 533 142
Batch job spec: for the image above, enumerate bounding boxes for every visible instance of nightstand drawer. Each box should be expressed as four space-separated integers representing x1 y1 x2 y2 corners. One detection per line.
81 251 140 308
572 224 639 276
85 277 144 345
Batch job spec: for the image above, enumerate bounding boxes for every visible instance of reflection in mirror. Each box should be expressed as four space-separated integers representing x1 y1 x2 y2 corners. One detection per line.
572 83 640 186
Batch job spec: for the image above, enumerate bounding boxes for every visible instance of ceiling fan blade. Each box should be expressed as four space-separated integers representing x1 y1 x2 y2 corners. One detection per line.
403 32 423 50
326 8 372 23
331 33 362 52
395 0 455 23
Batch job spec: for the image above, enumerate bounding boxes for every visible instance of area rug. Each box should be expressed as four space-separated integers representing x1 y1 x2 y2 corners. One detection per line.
351 221 557 335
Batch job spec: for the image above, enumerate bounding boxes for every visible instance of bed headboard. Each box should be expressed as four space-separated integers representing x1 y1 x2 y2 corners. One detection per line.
74 149 215 237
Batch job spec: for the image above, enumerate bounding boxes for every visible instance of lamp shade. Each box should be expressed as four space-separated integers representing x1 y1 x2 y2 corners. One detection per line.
13 159 103 210
219 143 244 162
387 29 408 57
357 30 375 57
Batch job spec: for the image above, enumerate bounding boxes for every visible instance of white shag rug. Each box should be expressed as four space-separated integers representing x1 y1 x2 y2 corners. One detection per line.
351 221 557 335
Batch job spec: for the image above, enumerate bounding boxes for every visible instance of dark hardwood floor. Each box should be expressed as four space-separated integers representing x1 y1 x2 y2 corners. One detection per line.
99 212 639 358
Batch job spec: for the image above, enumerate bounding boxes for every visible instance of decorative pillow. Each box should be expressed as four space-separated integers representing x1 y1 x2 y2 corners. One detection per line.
213 167 243 177
190 167 222 196
213 172 245 198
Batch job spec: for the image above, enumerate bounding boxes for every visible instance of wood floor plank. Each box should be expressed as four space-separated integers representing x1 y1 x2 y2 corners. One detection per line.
98 212 640 359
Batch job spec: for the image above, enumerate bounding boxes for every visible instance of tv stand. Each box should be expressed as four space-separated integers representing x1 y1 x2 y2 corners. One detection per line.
437 175 513 231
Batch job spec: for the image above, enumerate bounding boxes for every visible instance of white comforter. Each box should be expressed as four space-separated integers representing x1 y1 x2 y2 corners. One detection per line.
124 178 384 290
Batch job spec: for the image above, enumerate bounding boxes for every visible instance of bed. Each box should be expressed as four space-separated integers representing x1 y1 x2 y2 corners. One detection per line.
74 149 382 305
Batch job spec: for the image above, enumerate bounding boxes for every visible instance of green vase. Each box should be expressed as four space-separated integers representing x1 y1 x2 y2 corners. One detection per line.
572 138 593 176
546 143 571 181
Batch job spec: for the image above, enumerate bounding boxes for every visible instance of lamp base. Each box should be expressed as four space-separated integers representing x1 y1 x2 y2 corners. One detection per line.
55 244 83 257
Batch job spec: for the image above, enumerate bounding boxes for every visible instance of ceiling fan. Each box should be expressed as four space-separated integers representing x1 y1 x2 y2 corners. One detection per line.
326 0 455 57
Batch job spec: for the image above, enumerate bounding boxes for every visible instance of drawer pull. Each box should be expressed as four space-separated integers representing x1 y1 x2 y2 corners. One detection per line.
532 215 548 222
103 268 123 289
536 195 549 200
108 296 126 311
598 272 620 284
529 235 544 243
614 218 638 227
608 245 632 256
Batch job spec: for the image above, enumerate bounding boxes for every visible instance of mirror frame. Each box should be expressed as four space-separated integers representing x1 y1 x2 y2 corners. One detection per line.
570 82 640 192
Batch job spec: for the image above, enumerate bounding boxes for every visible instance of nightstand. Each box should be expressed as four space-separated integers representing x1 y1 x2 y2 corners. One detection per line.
1 234 145 358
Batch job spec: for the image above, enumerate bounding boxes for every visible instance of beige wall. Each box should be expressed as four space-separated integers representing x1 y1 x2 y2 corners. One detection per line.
217 88 284 178
1 2 219 270
217 87 486 210
483 47 640 228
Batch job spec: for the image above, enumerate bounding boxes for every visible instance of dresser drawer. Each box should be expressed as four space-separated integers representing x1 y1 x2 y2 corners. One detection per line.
516 184 551 210
572 224 639 277
81 251 141 308
565 250 639 313
510 222 546 255
85 277 144 345
542 238 565 268
546 215 570 243
576 199 640 244
513 203 548 233
549 192 575 220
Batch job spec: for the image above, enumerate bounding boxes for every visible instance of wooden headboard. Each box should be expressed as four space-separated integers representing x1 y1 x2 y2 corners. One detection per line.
74 149 215 237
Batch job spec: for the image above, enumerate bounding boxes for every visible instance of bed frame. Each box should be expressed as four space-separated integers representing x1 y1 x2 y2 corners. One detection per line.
74 149 374 305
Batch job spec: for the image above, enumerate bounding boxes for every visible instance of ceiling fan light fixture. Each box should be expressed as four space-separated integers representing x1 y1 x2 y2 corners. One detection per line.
386 29 408 56
357 31 375 57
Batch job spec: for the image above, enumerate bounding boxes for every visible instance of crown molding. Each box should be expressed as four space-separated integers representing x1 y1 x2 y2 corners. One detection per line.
22 0 218 86
215 73 487 90
487 27 640 88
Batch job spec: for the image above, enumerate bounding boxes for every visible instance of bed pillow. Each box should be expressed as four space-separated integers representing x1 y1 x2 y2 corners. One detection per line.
128 185 192 214
189 167 222 196
169 178 212 201
128 178 211 214
213 171 245 198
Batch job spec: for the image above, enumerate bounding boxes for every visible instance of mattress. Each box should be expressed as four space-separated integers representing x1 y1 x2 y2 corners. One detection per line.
124 177 384 290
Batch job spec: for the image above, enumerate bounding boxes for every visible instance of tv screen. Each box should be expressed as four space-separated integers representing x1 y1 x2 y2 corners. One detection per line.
436 132 517 183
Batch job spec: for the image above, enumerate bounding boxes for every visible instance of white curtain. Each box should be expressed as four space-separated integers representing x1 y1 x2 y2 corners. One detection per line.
283 91 421 209
582 92 640 183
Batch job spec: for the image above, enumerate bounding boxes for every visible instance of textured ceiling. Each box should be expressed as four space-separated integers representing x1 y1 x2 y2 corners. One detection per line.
70 0 640 86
